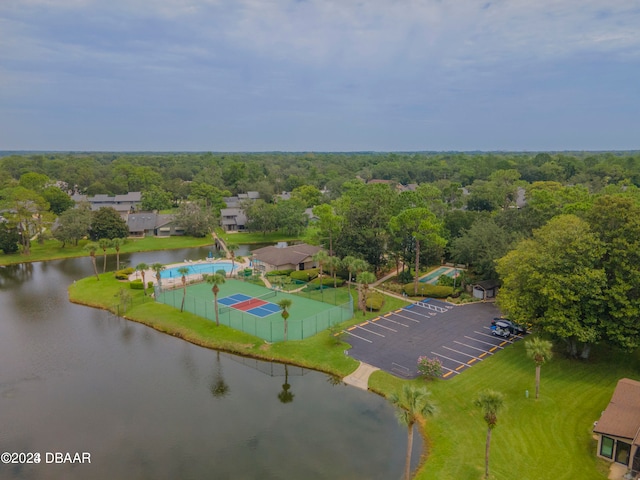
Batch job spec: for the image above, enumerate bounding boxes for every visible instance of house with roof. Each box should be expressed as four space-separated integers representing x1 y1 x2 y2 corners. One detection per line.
126 213 183 237
251 243 323 273
220 191 260 232
593 378 640 474
71 192 142 213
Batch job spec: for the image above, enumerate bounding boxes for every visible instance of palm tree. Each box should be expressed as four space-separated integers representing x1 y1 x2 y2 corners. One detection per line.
342 255 358 296
206 273 226 326
151 263 165 293
135 262 149 296
325 255 341 288
312 250 329 300
226 242 239 275
98 238 111 273
111 238 123 271
177 266 190 312
525 337 553 399
475 389 505 479
389 385 436 480
356 271 376 316
84 242 100 280
277 298 293 341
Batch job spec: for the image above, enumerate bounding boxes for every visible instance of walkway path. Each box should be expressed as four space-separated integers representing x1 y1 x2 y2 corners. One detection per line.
343 362 380 390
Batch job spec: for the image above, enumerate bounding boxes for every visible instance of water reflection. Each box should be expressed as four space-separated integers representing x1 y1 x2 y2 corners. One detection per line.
0 250 420 480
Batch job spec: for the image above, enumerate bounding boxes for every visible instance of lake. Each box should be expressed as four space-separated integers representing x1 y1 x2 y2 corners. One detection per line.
0 248 420 479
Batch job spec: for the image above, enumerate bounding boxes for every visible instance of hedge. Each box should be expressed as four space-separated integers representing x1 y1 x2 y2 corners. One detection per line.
266 269 295 277
309 277 344 287
115 267 135 280
129 279 144 290
403 283 453 298
290 268 319 281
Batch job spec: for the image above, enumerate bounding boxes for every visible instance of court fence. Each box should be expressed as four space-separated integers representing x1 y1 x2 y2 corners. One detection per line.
155 287 353 342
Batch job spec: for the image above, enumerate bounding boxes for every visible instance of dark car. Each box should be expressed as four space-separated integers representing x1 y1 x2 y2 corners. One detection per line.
492 318 527 335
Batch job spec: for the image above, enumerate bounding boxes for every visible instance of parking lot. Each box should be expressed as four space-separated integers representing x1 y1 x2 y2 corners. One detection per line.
344 299 526 379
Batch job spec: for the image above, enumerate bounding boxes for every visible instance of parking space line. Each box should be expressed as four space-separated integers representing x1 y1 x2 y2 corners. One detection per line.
354 325 385 337
465 335 504 348
489 346 498 352
467 358 477 365
343 330 373 343
383 313 392 317
479 352 487 358
455 365 465 371
379 316 410 328
430 352 468 368
442 371 455 378
442 345 482 361
366 322 397 332
392 312 421 323
453 340 494 355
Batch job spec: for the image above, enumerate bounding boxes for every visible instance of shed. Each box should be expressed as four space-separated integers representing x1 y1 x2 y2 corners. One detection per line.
472 280 499 300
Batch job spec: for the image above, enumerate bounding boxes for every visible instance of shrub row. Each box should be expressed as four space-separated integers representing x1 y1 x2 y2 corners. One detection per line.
402 283 453 298
115 267 135 280
365 292 385 310
266 269 294 277
290 268 319 281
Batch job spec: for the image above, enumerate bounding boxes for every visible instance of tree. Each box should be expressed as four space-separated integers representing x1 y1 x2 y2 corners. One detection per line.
151 263 165 292
356 271 376 316
141 185 173 211
449 217 514 280
475 389 505 479
90 207 129 240
42 186 74 215
174 201 217 237
225 242 239 275
136 263 149 295
275 199 308 236
389 385 436 480
244 199 277 235
3 186 51 254
99 238 111 273
112 238 123 270
496 215 606 358
525 337 553 399
312 203 342 256
206 273 226 326
291 185 323 207
325 255 341 288
84 242 100 280
312 250 329 300
178 266 190 312
277 298 293 341
53 206 92 247
0 222 20 254
389 207 446 295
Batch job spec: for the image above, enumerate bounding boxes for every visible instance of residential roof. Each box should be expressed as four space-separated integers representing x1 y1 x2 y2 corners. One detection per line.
594 378 640 443
128 213 158 232
252 243 323 268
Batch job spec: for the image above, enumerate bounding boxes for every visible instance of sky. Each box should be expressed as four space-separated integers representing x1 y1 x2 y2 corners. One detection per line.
1 0 639 152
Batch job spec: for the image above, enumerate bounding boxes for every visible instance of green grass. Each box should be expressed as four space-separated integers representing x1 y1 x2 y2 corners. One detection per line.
0 236 215 266
369 341 632 480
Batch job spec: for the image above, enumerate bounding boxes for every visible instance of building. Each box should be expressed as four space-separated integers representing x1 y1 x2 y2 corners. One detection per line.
252 243 323 273
220 191 260 232
71 192 142 213
126 213 184 237
593 378 640 474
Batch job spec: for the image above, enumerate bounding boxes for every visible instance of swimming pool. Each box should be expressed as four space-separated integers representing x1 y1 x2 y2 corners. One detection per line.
160 262 237 279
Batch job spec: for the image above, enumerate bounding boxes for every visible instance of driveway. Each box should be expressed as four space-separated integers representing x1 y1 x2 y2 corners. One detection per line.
344 299 525 379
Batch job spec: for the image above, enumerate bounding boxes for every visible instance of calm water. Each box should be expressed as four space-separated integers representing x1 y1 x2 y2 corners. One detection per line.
0 248 420 480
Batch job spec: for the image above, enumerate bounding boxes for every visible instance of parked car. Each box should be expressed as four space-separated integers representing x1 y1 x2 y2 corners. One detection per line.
492 318 527 335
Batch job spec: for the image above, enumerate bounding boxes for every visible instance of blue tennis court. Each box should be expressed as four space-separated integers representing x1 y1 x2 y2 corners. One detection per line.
217 293 281 318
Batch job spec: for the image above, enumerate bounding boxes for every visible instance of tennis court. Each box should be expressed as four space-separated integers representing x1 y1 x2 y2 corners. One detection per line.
155 279 353 342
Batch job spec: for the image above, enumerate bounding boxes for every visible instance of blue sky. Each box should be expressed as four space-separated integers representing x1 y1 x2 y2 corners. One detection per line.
1 0 639 151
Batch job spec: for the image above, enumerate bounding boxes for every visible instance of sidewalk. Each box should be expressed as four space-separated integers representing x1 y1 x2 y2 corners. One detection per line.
343 362 380 390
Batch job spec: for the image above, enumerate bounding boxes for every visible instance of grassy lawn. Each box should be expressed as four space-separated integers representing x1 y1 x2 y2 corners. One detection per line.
0 236 214 266
369 341 632 480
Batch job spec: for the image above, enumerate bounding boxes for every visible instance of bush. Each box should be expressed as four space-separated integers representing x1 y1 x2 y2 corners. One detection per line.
436 275 454 287
365 292 385 311
403 283 453 298
147 281 154 289
397 269 413 284
309 277 344 287
290 268 319 281
266 269 295 277
115 267 135 280
417 356 443 379
129 279 144 290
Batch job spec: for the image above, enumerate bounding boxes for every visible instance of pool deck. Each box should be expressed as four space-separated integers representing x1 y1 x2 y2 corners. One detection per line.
129 257 252 289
